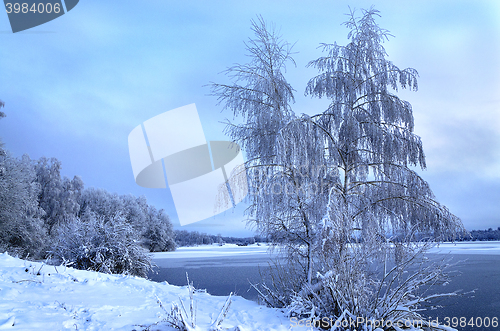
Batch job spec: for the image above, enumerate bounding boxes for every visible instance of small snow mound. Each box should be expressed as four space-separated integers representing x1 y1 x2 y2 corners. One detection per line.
0 316 15 329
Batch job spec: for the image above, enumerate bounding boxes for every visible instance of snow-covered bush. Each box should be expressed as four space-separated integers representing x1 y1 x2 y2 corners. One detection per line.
50 210 153 277
284 240 458 330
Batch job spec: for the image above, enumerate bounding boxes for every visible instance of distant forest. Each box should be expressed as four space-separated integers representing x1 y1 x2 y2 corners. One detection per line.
173 230 268 247
463 227 500 241
173 227 500 247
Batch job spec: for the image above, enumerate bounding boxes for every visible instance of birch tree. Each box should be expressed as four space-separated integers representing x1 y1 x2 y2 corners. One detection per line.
210 17 330 291
305 5 462 281
212 9 464 328
302 9 463 326
306 8 461 245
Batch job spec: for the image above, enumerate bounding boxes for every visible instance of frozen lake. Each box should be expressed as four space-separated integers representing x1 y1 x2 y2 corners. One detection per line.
150 242 500 331
150 244 274 301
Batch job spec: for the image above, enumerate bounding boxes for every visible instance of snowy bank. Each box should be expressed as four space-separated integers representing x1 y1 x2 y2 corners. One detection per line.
0 252 303 330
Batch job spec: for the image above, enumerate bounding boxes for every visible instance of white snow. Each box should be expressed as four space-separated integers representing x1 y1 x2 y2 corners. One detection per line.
0 251 304 331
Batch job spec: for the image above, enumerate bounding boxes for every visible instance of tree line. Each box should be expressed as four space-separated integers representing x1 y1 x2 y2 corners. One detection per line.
458 227 500 241
173 227 500 247
173 230 267 247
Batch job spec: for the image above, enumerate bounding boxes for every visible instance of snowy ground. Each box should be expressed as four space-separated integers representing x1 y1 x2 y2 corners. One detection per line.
0 250 303 331
1 241 499 330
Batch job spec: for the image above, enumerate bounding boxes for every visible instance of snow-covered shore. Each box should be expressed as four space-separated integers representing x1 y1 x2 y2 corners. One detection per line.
0 251 302 330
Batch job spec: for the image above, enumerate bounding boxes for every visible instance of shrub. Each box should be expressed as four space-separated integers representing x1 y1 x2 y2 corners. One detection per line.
50 210 152 277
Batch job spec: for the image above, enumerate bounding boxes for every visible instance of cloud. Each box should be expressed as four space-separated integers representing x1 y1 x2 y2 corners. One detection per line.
417 106 500 178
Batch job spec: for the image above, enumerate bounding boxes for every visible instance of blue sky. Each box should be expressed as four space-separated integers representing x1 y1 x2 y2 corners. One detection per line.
1 0 499 236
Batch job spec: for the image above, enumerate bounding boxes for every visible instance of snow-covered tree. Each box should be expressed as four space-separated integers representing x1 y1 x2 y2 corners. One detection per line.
0 106 45 257
78 187 124 219
34 157 84 235
80 190 176 252
210 17 329 291
306 7 461 242
121 194 148 229
212 9 465 328
0 153 45 257
142 205 175 252
304 6 462 275
49 184 175 275
0 103 173 266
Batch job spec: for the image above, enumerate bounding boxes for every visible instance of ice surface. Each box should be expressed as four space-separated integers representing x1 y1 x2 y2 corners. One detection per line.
428 241 500 255
152 244 272 260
